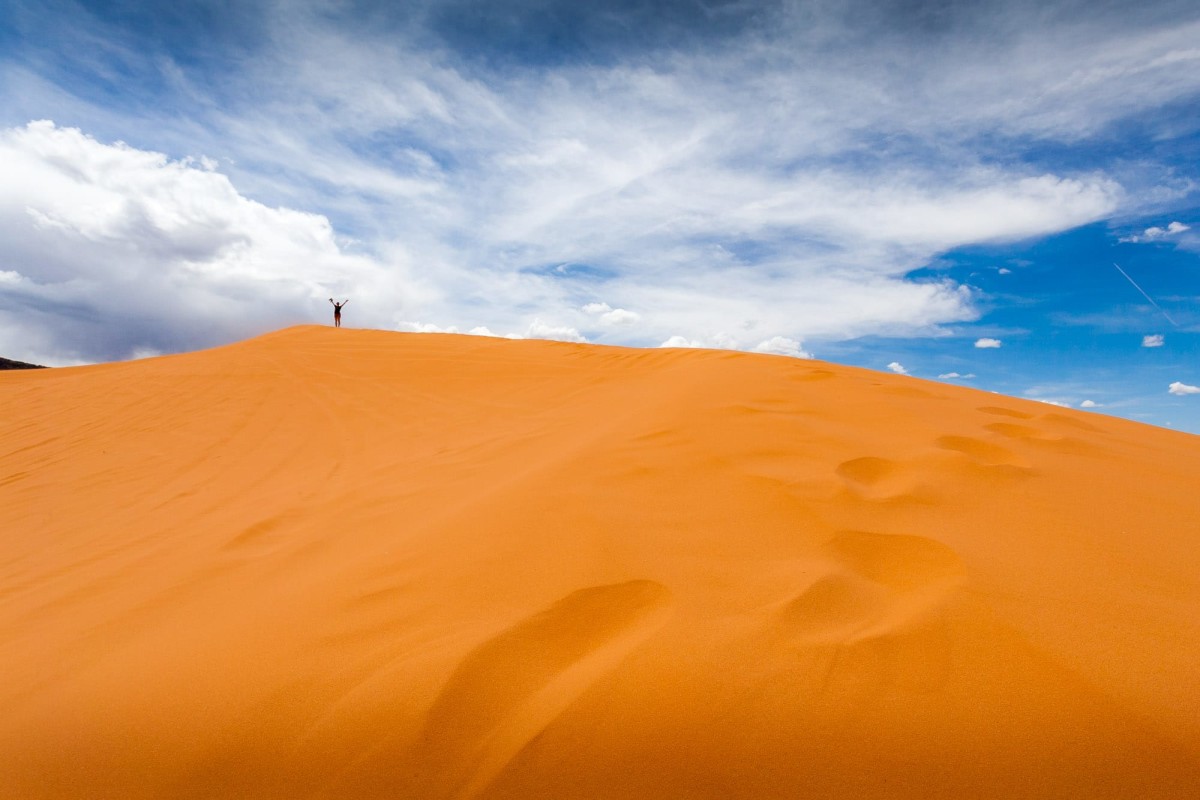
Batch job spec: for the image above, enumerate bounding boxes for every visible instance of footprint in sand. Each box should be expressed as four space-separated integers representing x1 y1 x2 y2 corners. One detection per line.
835 456 897 488
834 456 935 504
413 580 672 800
790 367 836 382
976 405 1034 419
880 385 939 399
982 421 1046 440
782 530 964 639
975 419 1101 458
1040 411 1103 432
779 530 965 694
834 436 1030 507
934 434 1029 469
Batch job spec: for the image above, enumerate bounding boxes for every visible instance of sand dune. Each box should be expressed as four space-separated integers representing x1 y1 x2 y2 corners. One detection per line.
2 325 1198 798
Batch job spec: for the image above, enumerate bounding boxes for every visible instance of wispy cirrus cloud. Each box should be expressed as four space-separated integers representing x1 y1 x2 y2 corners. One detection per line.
1 0 1199 365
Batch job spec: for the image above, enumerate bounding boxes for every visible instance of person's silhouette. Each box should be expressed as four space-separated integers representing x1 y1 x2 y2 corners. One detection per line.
329 298 349 328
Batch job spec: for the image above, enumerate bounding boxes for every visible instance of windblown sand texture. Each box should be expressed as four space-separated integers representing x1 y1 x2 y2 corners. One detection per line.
3 326 1199 798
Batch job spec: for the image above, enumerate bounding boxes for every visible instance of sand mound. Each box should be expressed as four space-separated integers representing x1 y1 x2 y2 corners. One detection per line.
2 325 1198 798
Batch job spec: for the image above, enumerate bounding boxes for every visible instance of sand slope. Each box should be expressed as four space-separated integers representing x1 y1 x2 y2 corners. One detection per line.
2 325 1198 798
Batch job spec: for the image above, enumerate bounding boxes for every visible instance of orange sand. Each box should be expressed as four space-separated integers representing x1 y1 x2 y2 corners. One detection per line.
2 325 1198 798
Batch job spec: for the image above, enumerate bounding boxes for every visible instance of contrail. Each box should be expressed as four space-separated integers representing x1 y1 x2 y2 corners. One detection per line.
1113 263 1179 327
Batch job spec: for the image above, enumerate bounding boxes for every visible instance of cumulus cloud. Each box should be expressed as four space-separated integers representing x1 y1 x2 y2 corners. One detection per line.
1142 334 1165 347
397 321 462 334
396 321 500 338
525 319 587 343
753 336 811 359
0 121 386 363
1120 221 1190 243
582 302 641 325
4 0 1200 366
975 338 1003 348
887 361 909 375
938 372 976 379
660 336 707 349
1168 381 1200 396
1080 399 1100 408
398 318 586 343
659 332 741 350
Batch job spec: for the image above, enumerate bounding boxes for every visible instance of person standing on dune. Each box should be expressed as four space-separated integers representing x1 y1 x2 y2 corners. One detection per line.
329 298 349 328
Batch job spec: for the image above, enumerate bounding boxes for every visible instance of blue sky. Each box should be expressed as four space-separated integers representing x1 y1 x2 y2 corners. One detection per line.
1 0 1198 432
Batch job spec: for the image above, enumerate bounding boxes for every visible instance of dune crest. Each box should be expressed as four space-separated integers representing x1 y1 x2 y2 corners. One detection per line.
2 326 1198 798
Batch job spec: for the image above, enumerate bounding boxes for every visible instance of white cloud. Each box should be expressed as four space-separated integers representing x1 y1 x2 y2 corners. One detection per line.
0 121 386 364
400 319 585 342
397 321 461 334
525 319 587 343
602 308 641 324
1168 381 1200 396
975 338 1003 348
1080 399 1100 408
887 361 909 375
938 372 976 379
753 336 811 359
582 302 640 325
998 268 1012 275
397 321 508 339
832 174 1121 250
1120 220 1191 243
659 333 740 350
1142 334 1164 347
660 336 707 349
6 2 1200 367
